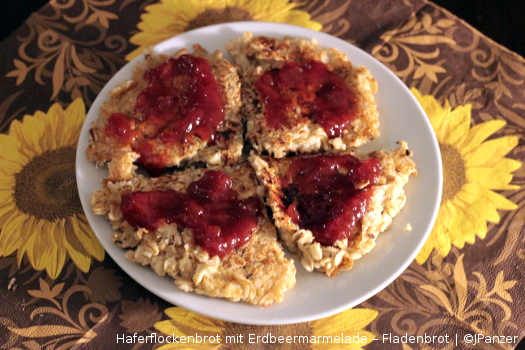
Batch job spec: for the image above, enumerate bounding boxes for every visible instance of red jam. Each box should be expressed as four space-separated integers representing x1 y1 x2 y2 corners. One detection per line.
255 60 357 138
281 154 381 246
120 170 261 258
105 54 225 175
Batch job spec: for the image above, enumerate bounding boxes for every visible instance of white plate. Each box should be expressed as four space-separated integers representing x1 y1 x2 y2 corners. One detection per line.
76 22 442 325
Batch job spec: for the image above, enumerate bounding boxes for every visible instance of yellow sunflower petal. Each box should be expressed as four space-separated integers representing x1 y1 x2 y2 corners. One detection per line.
0 153 26 175
448 193 488 233
131 1 199 40
127 0 321 60
444 104 472 147
46 249 67 280
417 203 454 262
449 209 484 247
27 220 59 272
472 185 518 211
41 99 84 150
459 119 505 151
442 212 487 247
0 208 27 256
21 225 40 268
0 134 25 163
435 225 453 256
236 0 281 15
77 217 105 261
458 183 502 222
467 160 521 190
0 186 14 202
42 219 67 279
40 104 62 151
142 0 198 30
415 239 434 263
411 88 448 140
464 136 518 167
442 183 507 247
56 98 86 147
253 3 321 30
63 223 93 274
432 231 453 257
8 113 47 156
66 247 92 274
0 201 18 225
127 1 199 60
15 218 45 266
0 132 20 147
66 215 105 263
0 174 16 190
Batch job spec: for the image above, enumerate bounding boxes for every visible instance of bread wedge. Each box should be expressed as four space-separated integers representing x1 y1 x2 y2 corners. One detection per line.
250 142 416 277
90 162 296 306
87 45 243 180
227 32 379 158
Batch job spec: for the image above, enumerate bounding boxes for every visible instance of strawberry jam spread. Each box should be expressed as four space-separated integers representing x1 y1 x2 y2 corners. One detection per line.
255 60 357 138
105 54 224 175
281 154 381 246
120 170 261 258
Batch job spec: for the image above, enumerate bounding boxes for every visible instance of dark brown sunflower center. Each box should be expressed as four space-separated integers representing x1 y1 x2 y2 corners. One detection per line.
14 146 83 221
185 7 252 31
222 323 313 350
439 143 466 204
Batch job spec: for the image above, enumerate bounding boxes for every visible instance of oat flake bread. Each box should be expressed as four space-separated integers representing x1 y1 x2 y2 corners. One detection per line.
90 163 296 306
86 45 243 181
86 31 417 305
226 32 379 158
249 142 416 277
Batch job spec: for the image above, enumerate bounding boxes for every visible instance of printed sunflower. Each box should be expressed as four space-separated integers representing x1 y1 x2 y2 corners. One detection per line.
412 88 521 263
126 0 322 60
154 307 377 349
0 99 104 279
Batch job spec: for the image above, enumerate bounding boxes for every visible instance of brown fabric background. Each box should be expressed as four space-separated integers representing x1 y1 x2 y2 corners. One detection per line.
1 0 524 349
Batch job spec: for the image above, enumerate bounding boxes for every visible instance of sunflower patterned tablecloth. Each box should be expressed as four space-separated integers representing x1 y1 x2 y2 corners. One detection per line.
0 0 523 349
